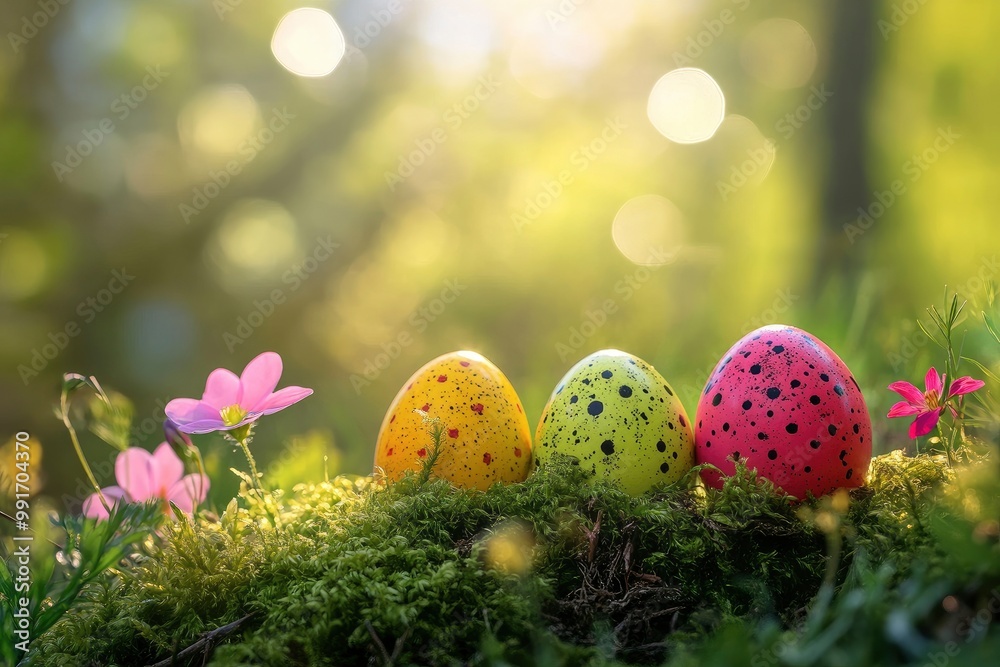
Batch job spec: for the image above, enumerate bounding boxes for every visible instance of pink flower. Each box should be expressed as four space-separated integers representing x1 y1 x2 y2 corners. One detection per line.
887 367 985 438
165 352 312 435
82 443 210 519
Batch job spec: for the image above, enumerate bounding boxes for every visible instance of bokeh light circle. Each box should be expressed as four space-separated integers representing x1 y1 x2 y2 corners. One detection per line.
271 8 346 78
647 68 725 144
612 195 685 266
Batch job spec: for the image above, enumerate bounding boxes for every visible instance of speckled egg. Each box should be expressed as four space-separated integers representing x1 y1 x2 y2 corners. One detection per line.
534 349 695 495
695 325 872 498
374 351 532 490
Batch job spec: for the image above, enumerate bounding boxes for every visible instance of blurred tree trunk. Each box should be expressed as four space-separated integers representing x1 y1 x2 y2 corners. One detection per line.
813 0 878 302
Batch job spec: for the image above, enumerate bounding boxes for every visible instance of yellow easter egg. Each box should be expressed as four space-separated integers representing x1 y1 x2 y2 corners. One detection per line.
374 351 532 490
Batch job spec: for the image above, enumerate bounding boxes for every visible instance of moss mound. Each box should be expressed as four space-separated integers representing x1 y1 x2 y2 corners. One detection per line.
24 450 1000 666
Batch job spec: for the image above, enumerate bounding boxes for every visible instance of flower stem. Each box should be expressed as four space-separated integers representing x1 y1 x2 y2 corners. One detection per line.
238 438 264 495
60 391 110 513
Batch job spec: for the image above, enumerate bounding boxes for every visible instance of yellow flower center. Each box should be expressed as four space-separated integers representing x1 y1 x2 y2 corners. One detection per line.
923 389 941 409
220 404 247 427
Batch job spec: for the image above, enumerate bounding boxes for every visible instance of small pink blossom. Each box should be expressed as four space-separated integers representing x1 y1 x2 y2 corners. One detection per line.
82 443 209 519
165 352 312 435
887 367 984 438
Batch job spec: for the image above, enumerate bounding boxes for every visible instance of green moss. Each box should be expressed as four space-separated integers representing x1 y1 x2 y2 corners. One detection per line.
23 449 1000 666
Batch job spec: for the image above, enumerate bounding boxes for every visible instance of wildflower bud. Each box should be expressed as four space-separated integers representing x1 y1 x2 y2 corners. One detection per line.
163 418 193 458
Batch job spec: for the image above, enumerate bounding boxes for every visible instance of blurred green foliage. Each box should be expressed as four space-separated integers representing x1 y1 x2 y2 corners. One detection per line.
0 0 998 506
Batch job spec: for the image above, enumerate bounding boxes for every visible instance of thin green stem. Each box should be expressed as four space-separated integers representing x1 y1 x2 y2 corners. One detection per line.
61 392 109 513
238 438 264 495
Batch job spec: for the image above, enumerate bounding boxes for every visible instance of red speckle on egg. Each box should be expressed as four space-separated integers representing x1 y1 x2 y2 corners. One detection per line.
417 448 427 457
387 447 394 456
437 375 447 382
407 383 413 390
471 403 484 414
460 361 471 367
448 428 459 439
516 404 522 413
694 325 872 499
514 447 522 458
390 415 395 423
421 403 431 412
483 452 492 465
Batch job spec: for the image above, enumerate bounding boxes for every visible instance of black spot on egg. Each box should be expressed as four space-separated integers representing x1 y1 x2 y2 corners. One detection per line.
656 440 666 452
846 468 854 479
772 345 784 353
766 387 781 399
828 424 838 436
853 423 860 434
588 401 603 416
750 364 762 375
810 395 821 405
660 462 670 473
619 385 633 398
570 395 578 404
810 440 821 449
722 422 730 432
712 392 722 406
790 379 801 388
601 370 613 379
601 440 615 455
742 400 752 410
757 432 768 440
786 423 798 434
820 373 830 382
767 449 778 460
834 384 845 396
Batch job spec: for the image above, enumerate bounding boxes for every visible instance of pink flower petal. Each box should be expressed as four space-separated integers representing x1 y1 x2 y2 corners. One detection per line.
909 409 942 438
115 448 155 502
201 368 241 410
253 385 313 415
172 418 230 435
239 352 283 410
948 376 985 398
924 367 943 395
888 381 924 406
166 474 211 514
82 486 128 520
165 398 221 427
888 401 923 418
149 442 184 496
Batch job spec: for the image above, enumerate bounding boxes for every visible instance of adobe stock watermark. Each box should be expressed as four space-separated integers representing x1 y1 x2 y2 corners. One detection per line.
222 235 340 352
512 116 628 232
179 107 296 224
51 65 169 182
7 0 72 53
17 268 135 386
878 0 931 40
344 0 411 62
919 587 1000 667
554 247 674 362
888 254 999 372
677 288 800 399
670 0 752 66
545 0 592 29
844 126 960 244
384 75 502 191
349 279 467 394
717 85 832 200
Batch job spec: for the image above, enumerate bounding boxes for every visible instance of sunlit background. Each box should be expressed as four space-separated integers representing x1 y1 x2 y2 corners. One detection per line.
1 0 998 507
